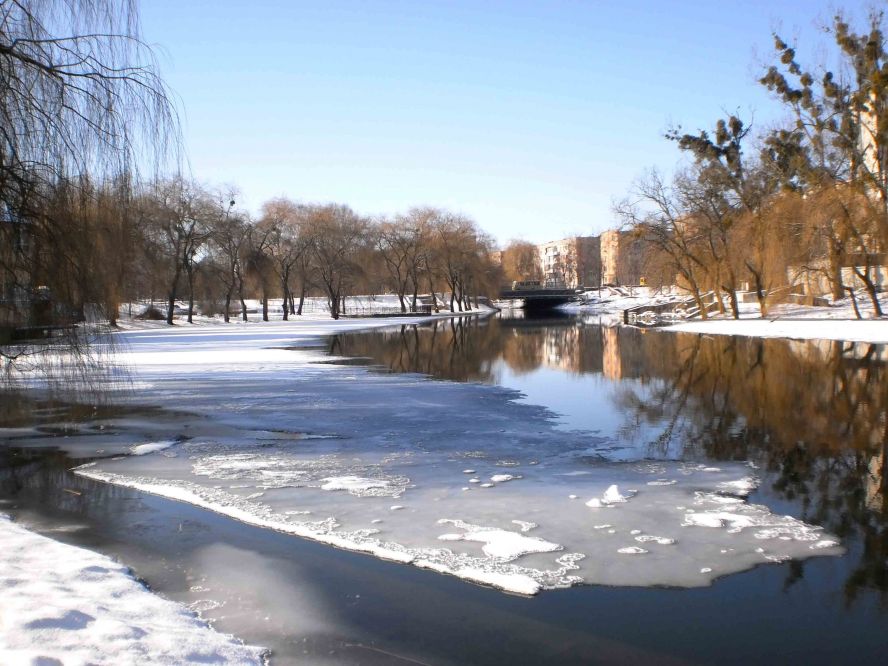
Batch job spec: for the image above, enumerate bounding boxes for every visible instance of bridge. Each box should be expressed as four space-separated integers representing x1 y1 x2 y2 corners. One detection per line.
498 282 580 310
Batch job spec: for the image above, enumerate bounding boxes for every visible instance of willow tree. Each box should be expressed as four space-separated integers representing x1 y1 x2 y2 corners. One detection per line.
1 0 177 346
761 12 888 313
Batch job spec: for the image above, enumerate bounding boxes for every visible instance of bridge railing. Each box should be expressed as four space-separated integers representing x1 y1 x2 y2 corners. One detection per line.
623 291 718 326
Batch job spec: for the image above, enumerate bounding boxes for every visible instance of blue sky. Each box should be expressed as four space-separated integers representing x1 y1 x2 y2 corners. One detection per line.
140 0 859 244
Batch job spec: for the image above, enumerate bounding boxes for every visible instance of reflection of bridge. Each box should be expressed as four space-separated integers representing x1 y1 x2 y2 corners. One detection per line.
497 311 579 328
498 287 579 310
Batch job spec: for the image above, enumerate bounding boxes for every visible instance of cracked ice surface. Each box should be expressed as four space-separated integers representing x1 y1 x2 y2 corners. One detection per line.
70 322 842 595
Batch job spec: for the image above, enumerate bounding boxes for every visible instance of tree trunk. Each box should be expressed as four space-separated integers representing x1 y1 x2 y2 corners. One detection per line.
727 288 740 319
829 239 845 300
237 274 248 322
845 285 863 319
186 270 195 324
223 290 232 323
297 283 306 315
855 266 884 317
330 289 340 320
427 273 439 313
281 278 289 321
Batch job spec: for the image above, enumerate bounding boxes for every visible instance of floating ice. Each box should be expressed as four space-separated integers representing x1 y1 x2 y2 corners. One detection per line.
811 540 839 549
129 441 176 456
60 321 844 595
718 477 757 497
635 535 676 545
490 474 518 483
321 476 390 495
586 484 634 508
437 520 560 560
618 547 647 555
603 485 632 504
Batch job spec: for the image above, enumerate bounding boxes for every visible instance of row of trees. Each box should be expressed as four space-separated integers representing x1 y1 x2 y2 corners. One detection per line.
618 12 888 318
21 177 501 327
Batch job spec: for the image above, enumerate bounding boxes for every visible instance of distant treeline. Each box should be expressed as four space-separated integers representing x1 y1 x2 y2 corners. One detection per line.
15 177 501 325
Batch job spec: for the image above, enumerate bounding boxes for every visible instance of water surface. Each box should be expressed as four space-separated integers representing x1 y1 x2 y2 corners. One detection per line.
2 312 887 664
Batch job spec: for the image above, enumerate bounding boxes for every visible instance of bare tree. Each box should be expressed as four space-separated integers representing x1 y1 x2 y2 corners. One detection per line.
307 204 368 320
139 179 212 325
258 198 311 320
375 214 426 312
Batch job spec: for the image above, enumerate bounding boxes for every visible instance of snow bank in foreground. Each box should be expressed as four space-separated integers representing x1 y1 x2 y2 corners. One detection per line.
0 515 264 665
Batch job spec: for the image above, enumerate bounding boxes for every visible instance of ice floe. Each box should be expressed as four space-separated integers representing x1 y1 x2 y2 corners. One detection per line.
48 320 845 595
129 441 176 456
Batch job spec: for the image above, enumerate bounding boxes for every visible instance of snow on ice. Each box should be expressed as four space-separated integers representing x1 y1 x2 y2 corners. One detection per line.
10 319 845 596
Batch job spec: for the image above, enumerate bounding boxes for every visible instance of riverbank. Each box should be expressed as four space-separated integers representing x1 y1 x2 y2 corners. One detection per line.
566 287 888 343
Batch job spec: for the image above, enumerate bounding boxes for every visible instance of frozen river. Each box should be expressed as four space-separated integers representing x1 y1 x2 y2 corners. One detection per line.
2 311 887 664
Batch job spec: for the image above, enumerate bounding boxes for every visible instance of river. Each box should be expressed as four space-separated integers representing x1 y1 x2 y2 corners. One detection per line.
1 311 886 664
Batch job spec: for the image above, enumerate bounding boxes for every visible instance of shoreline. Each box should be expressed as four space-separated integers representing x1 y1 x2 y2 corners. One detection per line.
662 318 888 344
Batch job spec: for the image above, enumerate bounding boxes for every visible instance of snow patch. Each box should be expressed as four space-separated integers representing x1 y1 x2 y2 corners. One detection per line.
436 519 561 560
129 441 176 456
0 515 263 664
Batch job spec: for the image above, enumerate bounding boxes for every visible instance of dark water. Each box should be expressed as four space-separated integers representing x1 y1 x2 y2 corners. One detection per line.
2 312 888 665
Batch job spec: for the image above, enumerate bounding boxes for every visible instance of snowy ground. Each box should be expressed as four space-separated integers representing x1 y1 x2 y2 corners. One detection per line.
3 317 841 598
116 294 487 329
566 287 888 342
0 514 264 665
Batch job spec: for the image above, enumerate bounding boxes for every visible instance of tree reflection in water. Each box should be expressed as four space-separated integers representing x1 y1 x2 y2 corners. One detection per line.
331 313 888 604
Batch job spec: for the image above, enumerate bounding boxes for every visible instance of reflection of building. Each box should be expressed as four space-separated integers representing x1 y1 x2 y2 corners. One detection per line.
867 450 885 513
602 326 621 379
537 236 600 288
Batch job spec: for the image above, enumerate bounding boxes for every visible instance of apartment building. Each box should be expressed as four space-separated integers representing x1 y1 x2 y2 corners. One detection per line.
599 230 644 285
537 236 601 288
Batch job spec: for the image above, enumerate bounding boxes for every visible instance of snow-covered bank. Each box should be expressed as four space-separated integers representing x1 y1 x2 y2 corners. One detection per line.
665 318 888 343
0 514 264 665
566 287 888 343
114 295 492 332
